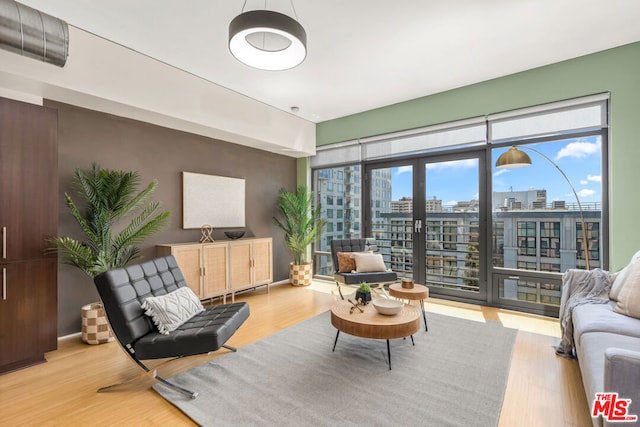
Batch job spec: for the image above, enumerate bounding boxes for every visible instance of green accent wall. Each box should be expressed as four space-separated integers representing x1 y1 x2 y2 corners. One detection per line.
297 157 310 188
316 42 640 270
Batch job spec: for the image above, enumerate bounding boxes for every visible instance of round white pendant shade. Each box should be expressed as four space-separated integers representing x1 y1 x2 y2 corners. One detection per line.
229 10 307 71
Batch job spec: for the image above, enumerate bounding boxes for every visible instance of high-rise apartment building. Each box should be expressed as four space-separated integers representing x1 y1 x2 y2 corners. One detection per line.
391 197 413 213
314 166 391 276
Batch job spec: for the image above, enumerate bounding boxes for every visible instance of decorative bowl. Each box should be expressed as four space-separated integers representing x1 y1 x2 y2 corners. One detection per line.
372 299 403 316
401 278 415 289
224 230 245 240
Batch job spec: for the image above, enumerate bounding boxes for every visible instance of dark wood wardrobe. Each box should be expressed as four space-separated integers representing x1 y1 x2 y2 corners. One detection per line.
0 97 58 374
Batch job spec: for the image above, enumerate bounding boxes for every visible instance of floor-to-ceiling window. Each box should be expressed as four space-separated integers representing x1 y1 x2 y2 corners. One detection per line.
311 94 608 316
491 134 606 313
312 164 362 276
489 96 607 314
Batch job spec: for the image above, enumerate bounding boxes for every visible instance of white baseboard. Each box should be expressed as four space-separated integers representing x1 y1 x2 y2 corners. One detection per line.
57 279 294 339
58 332 82 341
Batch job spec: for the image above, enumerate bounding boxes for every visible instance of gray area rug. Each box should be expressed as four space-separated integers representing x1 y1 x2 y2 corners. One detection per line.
154 310 517 426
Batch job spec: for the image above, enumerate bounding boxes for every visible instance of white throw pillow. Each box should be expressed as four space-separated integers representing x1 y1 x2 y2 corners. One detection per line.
141 287 205 335
614 260 640 319
610 250 640 301
352 252 387 273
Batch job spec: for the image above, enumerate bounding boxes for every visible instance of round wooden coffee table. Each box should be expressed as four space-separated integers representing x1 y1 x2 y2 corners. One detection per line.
388 283 429 331
330 299 420 370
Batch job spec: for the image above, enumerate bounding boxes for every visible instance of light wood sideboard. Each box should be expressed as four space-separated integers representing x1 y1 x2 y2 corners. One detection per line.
157 237 272 302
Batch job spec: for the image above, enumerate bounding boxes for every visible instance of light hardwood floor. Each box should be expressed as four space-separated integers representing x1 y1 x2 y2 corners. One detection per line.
0 281 591 426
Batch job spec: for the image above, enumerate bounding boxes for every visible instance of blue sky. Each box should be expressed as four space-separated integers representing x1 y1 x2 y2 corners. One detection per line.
390 136 602 207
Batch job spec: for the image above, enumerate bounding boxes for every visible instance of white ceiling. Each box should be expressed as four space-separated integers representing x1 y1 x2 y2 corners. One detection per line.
16 0 640 124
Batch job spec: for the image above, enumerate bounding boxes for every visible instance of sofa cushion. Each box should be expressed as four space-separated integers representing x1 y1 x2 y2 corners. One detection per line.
576 332 640 423
334 271 398 285
573 302 640 347
614 261 640 319
141 286 205 335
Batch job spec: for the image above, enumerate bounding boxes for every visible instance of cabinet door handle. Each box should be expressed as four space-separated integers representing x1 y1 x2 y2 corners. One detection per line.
2 267 6 300
2 226 6 259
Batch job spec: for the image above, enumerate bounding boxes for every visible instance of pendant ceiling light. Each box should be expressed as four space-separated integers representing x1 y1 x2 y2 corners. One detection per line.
229 1 307 71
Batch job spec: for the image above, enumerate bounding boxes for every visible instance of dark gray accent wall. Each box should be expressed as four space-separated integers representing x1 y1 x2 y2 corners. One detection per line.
46 101 297 336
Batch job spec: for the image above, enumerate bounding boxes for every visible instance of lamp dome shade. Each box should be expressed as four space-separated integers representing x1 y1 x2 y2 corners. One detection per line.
495 146 532 168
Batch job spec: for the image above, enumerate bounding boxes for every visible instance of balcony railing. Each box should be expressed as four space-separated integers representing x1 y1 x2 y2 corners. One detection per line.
315 208 600 300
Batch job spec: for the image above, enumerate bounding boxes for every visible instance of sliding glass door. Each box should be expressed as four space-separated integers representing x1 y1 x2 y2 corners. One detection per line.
365 151 486 302
421 154 485 301
365 161 415 279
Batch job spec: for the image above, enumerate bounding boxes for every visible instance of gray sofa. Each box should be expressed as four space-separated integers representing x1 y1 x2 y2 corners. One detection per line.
562 269 640 426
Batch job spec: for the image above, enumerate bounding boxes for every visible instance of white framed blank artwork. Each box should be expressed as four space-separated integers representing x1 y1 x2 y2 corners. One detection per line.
182 171 246 229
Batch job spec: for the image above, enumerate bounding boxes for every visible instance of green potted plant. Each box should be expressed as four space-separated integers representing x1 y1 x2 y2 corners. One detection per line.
355 282 372 305
274 185 326 286
51 163 171 344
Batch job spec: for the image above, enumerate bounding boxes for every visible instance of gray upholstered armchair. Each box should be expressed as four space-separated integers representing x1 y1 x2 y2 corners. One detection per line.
330 238 398 299
93 255 250 399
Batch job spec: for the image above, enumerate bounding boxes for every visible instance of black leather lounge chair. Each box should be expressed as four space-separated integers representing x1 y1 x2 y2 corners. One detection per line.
330 238 398 299
93 255 250 399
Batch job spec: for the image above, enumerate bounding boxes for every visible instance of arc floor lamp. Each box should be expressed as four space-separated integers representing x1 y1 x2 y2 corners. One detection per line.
495 145 590 270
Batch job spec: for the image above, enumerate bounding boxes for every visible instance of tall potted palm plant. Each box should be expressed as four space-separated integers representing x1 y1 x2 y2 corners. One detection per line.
51 163 171 343
274 185 325 286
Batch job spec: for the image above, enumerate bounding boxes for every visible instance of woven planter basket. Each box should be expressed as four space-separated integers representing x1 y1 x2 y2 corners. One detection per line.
81 302 115 345
290 262 313 286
